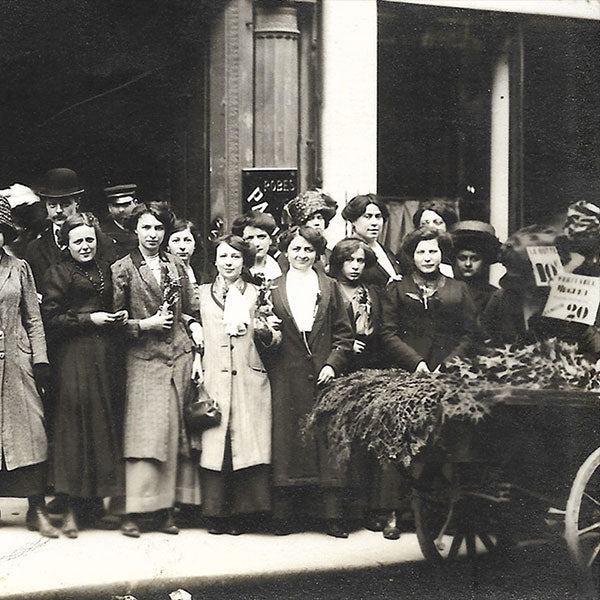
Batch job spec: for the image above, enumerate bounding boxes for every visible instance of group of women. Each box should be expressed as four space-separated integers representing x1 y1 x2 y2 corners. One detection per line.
0 189 519 540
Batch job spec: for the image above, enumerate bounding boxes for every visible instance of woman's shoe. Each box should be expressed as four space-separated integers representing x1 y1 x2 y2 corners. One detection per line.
61 508 79 539
158 509 179 535
26 506 59 539
383 524 401 540
120 517 141 538
326 519 349 539
206 518 227 535
272 519 294 536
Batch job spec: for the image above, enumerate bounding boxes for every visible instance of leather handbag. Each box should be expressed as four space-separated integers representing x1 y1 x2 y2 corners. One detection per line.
184 380 221 432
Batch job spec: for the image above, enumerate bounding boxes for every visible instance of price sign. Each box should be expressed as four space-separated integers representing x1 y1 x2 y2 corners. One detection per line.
542 273 600 326
526 246 563 287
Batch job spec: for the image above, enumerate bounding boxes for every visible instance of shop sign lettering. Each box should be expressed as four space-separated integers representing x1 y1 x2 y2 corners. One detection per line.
542 273 600 326
526 246 563 287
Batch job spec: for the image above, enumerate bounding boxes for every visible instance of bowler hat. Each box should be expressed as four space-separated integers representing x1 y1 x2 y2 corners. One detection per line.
38 168 84 199
0 196 18 243
450 220 501 264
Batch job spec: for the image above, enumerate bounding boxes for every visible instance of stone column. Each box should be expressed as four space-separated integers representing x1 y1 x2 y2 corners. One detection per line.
254 3 300 168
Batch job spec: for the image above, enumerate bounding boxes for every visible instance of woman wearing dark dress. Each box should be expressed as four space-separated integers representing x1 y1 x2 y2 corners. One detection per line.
381 228 480 373
329 237 403 540
341 194 403 288
41 213 126 537
267 226 354 538
0 196 57 538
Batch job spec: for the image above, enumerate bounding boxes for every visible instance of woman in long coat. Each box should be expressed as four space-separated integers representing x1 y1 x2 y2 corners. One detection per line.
0 196 57 538
380 228 480 373
42 213 125 537
267 225 353 538
198 234 280 535
111 202 203 537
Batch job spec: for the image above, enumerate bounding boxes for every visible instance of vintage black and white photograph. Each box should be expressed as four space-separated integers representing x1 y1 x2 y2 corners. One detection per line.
1 1 600 599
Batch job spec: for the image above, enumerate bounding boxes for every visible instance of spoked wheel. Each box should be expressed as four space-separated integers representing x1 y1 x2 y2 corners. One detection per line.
565 446 600 574
412 462 509 564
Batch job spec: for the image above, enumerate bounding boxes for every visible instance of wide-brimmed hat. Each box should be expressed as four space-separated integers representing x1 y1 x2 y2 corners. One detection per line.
38 168 84 199
104 183 138 204
0 196 18 243
282 190 337 227
450 220 501 264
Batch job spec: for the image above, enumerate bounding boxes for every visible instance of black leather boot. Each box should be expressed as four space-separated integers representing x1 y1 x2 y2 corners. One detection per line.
26 497 59 539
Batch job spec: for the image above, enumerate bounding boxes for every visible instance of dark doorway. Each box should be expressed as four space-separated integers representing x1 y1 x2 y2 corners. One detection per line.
0 1 214 229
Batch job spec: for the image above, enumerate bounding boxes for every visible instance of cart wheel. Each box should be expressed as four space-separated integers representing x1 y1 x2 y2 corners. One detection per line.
412 462 507 564
565 446 600 573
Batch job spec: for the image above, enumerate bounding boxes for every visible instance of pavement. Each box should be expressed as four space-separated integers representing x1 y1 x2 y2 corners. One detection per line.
0 498 425 600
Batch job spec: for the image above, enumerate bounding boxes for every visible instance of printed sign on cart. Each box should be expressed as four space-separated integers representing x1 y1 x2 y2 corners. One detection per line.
542 273 600 326
526 246 563 287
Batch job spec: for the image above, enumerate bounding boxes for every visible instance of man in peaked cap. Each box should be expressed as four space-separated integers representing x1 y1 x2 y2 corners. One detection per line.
101 183 139 259
25 168 84 288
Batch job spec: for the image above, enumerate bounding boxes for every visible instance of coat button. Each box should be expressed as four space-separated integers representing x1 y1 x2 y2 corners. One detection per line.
307 374 314 381
232 370 237 376
0 352 5 360
166 360 172 367
166 337 172 344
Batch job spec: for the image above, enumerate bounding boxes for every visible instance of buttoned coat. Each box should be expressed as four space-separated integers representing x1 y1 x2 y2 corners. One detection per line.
111 249 197 461
266 270 353 487
198 281 272 471
0 251 49 470
380 274 480 372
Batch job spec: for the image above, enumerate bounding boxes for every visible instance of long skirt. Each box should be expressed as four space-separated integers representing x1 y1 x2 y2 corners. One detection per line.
0 459 46 497
200 431 270 518
52 333 123 499
125 380 200 513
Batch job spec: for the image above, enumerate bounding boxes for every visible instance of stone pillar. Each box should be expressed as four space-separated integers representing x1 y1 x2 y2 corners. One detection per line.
254 3 300 168
320 0 378 246
209 0 254 230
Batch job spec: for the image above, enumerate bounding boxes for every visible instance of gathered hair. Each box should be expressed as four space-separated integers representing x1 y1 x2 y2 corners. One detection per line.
59 212 101 248
278 225 328 257
401 227 453 270
231 210 277 237
329 237 377 279
126 201 174 234
211 234 257 269
341 193 389 223
412 198 459 230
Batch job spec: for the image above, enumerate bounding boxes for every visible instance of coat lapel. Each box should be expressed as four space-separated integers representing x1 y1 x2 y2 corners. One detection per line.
0 252 14 296
272 273 303 340
308 270 331 346
131 249 163 302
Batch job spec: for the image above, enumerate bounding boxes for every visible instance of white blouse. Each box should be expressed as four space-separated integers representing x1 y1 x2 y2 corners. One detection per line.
145 254 162 285
251 254 282 282
286 268 320 333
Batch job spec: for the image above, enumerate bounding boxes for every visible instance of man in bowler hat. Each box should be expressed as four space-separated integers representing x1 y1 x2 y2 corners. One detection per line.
26 168 84 288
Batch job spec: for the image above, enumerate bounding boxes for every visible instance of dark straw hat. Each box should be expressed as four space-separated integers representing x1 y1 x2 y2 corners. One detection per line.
38 168 84 199
0 196 18 243
450 220 501 264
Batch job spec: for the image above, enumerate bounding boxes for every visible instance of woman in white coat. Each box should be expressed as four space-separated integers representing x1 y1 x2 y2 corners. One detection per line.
198 234 280 535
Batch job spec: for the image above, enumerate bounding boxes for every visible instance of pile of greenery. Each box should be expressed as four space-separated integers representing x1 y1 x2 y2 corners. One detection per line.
306 339 600 467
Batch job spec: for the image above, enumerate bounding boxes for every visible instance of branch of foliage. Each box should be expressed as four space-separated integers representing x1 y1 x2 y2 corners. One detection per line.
306 339 600 468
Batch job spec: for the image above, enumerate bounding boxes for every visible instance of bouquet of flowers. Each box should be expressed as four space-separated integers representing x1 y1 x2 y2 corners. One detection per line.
253 279 282 347
160 268 182 315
